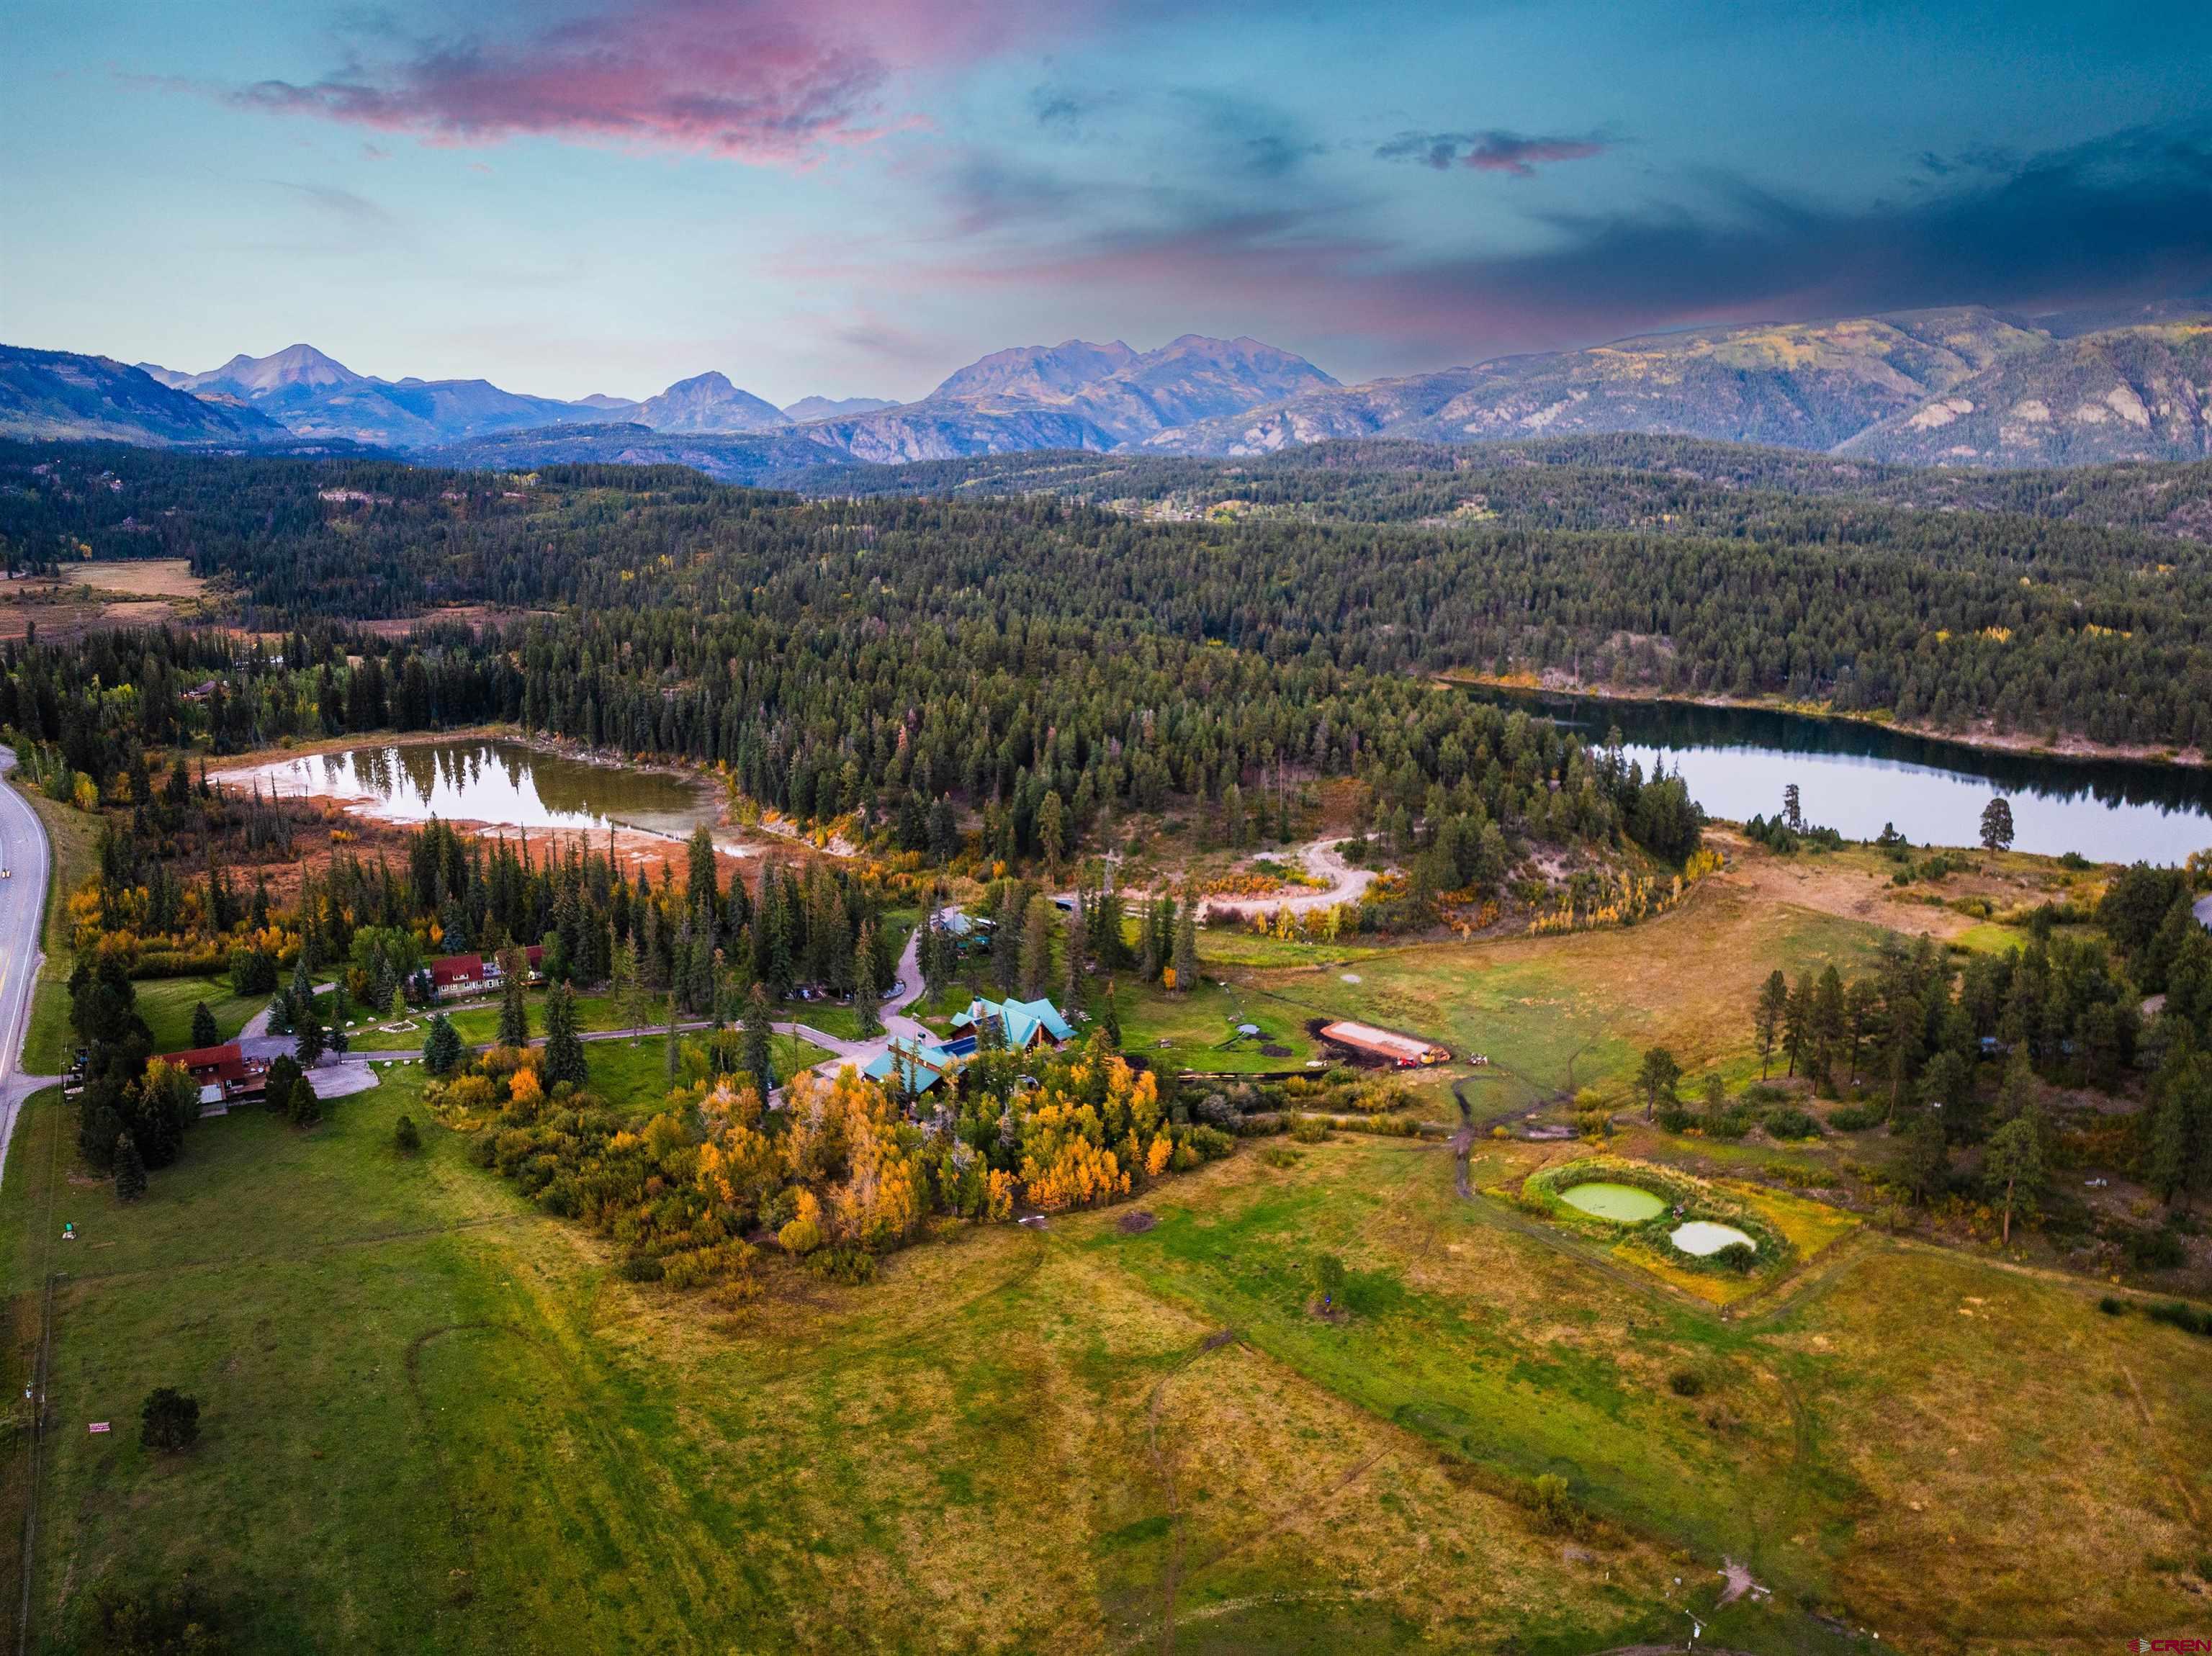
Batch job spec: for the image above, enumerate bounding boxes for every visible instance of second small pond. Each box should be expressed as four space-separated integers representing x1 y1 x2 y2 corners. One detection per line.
1670 1220 1758 1256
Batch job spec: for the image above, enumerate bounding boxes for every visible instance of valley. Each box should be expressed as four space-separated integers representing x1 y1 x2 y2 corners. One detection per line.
14 6 2212 1651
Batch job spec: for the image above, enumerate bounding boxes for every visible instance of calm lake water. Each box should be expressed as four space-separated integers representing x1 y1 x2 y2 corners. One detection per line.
221 739 724 840
1470 688 2212 864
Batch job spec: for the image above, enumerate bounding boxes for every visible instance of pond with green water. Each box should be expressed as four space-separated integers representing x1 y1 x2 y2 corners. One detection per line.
1557 1181 1667 1223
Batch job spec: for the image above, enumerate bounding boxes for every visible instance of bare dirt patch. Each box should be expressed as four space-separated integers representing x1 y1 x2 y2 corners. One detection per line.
1118 1211 1160 1235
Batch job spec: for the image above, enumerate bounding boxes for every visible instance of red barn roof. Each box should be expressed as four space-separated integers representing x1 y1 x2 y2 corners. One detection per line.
161 1043 247 1085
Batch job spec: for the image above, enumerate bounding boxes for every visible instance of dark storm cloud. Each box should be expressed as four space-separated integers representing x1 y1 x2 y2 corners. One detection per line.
961 125 2212 369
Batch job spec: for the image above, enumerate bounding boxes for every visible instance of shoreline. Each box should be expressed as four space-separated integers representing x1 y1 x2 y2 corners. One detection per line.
204 727 805 875
1438 672 2211 772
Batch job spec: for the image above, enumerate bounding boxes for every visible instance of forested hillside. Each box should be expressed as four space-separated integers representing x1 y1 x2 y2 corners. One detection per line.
807 436 2212 540
6 440 2212 768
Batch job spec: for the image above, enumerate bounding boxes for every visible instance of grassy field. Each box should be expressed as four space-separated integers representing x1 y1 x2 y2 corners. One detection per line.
346 989 636 1052
1114 978 1320 1076
1082 1136 2212 1644
132 976 267 1053
4 1068 2204 1652
0 1076 1696 1655
5 851 2206 1652
1197 865 1894 1116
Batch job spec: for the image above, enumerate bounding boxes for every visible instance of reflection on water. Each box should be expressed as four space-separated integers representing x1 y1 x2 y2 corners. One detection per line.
1468 688 2212 863
224 740 722 840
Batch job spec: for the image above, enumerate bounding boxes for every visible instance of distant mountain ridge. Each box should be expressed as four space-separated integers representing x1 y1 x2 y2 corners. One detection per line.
2 347 283 445
782 395 896 421
17 302 2212 466
924 334 1339 443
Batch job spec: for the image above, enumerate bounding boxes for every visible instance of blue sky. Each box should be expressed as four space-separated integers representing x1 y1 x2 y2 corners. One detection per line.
4 0 2211 404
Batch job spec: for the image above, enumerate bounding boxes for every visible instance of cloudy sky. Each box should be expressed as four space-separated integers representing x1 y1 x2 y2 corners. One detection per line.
6 0 2212 403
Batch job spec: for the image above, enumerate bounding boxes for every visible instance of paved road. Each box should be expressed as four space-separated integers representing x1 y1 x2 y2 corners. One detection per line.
0 747 56 1176
796 908 943 1083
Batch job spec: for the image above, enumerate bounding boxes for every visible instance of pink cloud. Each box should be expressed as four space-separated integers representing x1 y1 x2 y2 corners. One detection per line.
228 0 1077 163
1376 130 1609 179
1461 134 1606 176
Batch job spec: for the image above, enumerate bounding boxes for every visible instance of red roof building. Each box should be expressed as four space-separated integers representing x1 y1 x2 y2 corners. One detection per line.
427 946 545 999
158 1043 269 1103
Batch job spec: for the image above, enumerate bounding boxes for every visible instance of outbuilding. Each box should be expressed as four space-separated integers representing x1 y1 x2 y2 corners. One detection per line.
1317 1020 1448 1067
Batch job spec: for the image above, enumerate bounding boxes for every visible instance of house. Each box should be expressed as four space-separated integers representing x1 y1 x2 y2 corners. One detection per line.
158 1043 270 1104
862 1033 979 1098
426 945 544 1001
1316 1020 1449 1068
951 996 1074 1054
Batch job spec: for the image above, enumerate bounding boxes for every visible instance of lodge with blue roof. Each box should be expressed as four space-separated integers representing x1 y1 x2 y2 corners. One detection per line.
860 996 1076 1102
952 996 1076 1053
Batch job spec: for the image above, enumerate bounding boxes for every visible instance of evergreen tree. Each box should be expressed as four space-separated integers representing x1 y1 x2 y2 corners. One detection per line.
1019 894 1055 1000
543 983 588 1089
295 1015 325 1069
1984 1111 2045 1243
496 948 529 1048
922 919 951 999
1892 1113 1950 1205
2148 1046 2212 1206
1753 969 1788 1079
264 1054 303 1120
288 1066 323 1126
1780 972 1813 1078
422 1013 464 1076
1171 896 1200 993
1979 796 2016 852
1061 902 1087 1009
189 1001 218 1048
78 1102 123 1175
1035 790 1066 873
112 1130 148 1201
992 883 1027 996
685 825 719 917
853 922 883 1037
1138 896 1166 985
743 984 775 1094
393 1114 422 1155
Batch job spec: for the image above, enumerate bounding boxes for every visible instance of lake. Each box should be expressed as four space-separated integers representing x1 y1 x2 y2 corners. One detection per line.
1468 688 2212 863
220 739 725 840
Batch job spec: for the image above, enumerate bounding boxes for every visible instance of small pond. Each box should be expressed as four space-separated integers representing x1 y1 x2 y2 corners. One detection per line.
1558 1182 1667 1223
1670 1220 1757 1256
219 739 725 840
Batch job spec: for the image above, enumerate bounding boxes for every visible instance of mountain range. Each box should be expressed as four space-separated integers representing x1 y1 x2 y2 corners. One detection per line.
7 303 2211 472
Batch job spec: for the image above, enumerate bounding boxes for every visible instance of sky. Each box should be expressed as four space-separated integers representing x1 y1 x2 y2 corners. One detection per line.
5 0 2212 405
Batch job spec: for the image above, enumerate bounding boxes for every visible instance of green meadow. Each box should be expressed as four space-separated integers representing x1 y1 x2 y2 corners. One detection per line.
2 858 2206 1652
